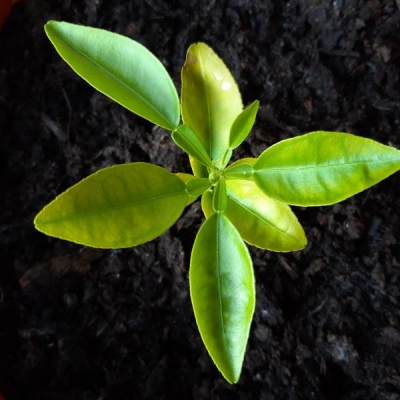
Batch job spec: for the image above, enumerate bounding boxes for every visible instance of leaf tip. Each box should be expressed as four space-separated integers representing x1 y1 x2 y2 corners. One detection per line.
222 367 241 384
44 20 59 33
33 207 47 233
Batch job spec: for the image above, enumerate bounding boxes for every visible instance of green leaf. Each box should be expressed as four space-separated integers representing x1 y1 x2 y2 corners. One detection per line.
181 43 243 168
176 173 199 205
212 176 227 213
190 213 255 384
225 162 253 181
45 21 180 130
201 189 213 217
35 163 188 248
172 125 213 168
176 173 212 204
229 100 259 149
202 181 306 251
186 178 212 198
253 131 400 206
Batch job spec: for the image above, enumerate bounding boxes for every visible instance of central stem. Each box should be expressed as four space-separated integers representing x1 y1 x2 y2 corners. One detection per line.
209 167 224 184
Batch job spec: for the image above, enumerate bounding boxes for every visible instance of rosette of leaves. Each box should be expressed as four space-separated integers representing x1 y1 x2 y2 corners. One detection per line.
35 21 400 383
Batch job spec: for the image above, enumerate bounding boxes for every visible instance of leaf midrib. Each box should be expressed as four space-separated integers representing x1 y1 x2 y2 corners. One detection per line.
53 30 173 129
228 195 299 242
256 157 400 172
198 52 213 159
215 215 228 355
39 189 184 225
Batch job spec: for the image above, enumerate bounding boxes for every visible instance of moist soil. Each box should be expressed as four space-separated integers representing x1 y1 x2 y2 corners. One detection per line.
1 1 400 399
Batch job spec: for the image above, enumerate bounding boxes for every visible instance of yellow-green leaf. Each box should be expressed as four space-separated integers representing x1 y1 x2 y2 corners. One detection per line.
202 181 306 251
35 163 188 248
189 156 209 178
190 213 255 383
254 131 400 206
181 43 243 168
229 158 257 168
45 21 180 130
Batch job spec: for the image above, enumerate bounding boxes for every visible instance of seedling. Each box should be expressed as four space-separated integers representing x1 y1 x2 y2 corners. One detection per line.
35 21 400 383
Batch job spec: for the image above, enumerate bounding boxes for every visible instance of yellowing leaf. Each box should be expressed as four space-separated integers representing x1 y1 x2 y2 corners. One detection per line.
181 43 243 168
189 156 209 178
35 163 188 248
202 181 306 251
190 213 255 383
228 157 257 167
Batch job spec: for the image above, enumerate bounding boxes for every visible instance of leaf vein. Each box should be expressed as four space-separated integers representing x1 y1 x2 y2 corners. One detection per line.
40 190 184 225
55 32 172 129
257 157 400 172
229 196 298 241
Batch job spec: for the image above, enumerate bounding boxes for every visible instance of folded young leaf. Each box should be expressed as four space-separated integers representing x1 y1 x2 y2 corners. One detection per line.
172 125 213 168
229 100 259 150
181 43 243 168
189 156 209 178
190 213 255 384
202 181 307 251
45 21 180 131
254 131 400 206
212 176 227 213
35 163 188 248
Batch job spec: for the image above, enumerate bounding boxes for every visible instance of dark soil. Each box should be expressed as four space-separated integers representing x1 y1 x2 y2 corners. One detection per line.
1 1 400 399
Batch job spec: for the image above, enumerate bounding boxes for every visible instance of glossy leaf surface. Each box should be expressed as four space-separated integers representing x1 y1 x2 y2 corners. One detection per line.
181 43 243 168
190 213 255 383
229 100 259 149
172 125 213 168
254 131 400 206
202 181 306 251
45 21 180 130
35 163 188 248
225 162 253 181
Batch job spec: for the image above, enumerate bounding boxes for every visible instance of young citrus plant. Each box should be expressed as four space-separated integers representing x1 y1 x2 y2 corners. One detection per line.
35 21 400 383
